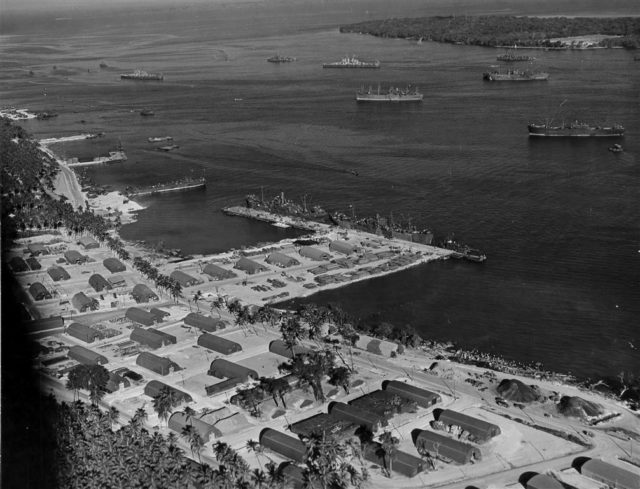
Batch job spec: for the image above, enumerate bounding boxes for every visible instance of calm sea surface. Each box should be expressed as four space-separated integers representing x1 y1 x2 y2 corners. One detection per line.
2 0 638 380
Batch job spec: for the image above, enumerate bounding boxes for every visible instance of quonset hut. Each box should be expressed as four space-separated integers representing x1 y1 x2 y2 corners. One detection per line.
362 442 426 478
208 359 258 381
329 240 356 255
266 252 300 268
72 292 98 312
170 270 202 287
48 265 70 281
26 257 41 270
64 250 87 264
580 459 640 489
413 430 481 465
78 236 99 249
234 256 268 275
383 380 441 408
131 284 159 303
259 428 306 463
150 307 170 322
197 333 242 355
144 380 192 403
298 246 331 261
29 282 52 301
329 402 386 432
130 327 176 349
9 256 29 272
103 257 126 273
89 273 112 292
268 339 312 359
435 410 501 443
68 345 108 366
168 412 218 443
184 312 226 332
136 352 181 376
28 243 48 256
202 263 236 280
66 322 102 343
126 307 156 326
526 474 564 489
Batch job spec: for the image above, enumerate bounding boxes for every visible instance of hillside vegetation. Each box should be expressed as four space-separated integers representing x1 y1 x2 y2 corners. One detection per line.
340 16 640 49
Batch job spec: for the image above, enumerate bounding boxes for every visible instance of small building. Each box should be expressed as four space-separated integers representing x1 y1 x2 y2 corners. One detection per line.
329 402 386 432
108 275 126 287
168 412 217 443
144 380 192 402
205 378 244 396
184 312 226 332
266 252 300 268
64 250 87 264
47 265 70 281
299 246 331 261
78 236 99 249
198 333 242 355
28 243 47 256
259 428 307 463
170 270 203 287
105 372 131 393
413 430 481 465
355 335 398 357
125 307 157 326
362 442 426 478
202 263 237 280
150 307 170 322
349 390 417 423
268 339 312 359
290 413 358 441
26 257 41 270
66 322 102 343
72 292 98 312
581 459 640 489
103 257 126 273
208 359 258 381
136 352 181 376
329 240 356 255
526 474 564 489
383 380 441 408
130 327 176 349
29 282 52 301
9 256 29 272
234 256 269 275
89 273 112 292
436 410 501 444
131 283 159 303
68 345 108 366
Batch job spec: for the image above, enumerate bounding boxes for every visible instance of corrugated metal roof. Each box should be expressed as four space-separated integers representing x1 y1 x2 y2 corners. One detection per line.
208 359 257 380
89 273 112 292
103 257 126 273
526 474 564 489
266 252 299 268
414 430 481 465
68 345 108 365
269 339 312 358
383 380 441 408
299 246 331 261
202 263 236 280
329 240 356 255
582 459 640 489
362 442 426 478
259 428 306 463
170 270 201 287
66 322 101 343
234 256 268 274
136 352 180 376
437 410 501 443
329 402 386 432
29 282 51 301
197 333 242 355
125 307 156 326
184 312 226 332
144 380 192 402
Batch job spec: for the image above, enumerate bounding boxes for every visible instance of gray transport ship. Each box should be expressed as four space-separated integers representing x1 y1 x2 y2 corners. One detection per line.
356 85 423 102
528 121 625 137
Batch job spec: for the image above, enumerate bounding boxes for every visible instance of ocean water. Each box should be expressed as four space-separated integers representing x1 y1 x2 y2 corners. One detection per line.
1 0 638 380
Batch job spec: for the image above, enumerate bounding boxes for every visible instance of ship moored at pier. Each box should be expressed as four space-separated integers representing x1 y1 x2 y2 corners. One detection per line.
356 85 423 102
120 70 164 81
528 121 625 137
323 56 380 69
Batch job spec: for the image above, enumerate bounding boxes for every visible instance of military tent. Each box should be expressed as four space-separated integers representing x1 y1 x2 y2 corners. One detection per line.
136 352 181 376
9 256 29 272
168 412 217 443
131 284 159 303
64 250 86 264
329 402 386 432
68 345 108 366
268 339 312 359
103 257 126 273
144 380 192 402
198 333 242 355
383 380 441 408
89 273 112 292
329 240 356 255
28 243 47 256
234 256 268 275
72 292 98 312
78 236 99 249
299 246 331 261
413 430 481 465
208 359 258 381
66 322 102 343
259 428 306 463
581 459 640 489
266 252 300 268
150 307 170 322
436 410 501 443
130 327 176 349
48 265 70 281
202 263 237 280
29 282 52 301
526 474 564 489
205 378 244 396
497 379 540 403
170 270 202 287
105 372 131 393
362 442 426 478
126 307 156 326
108 275 126 287
184 312 226 332
26 257 41 270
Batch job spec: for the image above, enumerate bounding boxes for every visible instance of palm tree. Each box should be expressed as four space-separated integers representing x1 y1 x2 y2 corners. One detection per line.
192 290 203 312
107 406 119 429
181 425 204 463
246 439 264 467
265 461 285 489
328 366 352 394
152 386 180 425
377 431 399 478
251 468 267 489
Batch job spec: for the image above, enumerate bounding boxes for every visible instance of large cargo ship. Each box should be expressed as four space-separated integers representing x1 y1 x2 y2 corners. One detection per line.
528 121 625 137
267 55 296 63
356 85 423 102
483 69 549 81
323 56 380 69
120 70 164 81
126 176 206 198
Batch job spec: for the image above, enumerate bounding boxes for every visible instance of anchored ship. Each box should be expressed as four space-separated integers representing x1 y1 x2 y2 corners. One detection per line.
267 55 296 63
356 85 423 102
497 47 536 62
120 70 164 81
126 176 206 198
528 121 625 137
483 69 549 81
440 237 486 263
323 56 380 69
148 136 173 143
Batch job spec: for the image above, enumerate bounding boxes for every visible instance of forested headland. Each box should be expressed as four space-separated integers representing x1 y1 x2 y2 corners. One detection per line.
339 16 640 49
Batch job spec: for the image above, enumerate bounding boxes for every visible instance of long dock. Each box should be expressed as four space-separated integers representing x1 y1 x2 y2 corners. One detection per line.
223 206 319 231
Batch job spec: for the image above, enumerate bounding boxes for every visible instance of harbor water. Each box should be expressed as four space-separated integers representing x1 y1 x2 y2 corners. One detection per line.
1 0 638 381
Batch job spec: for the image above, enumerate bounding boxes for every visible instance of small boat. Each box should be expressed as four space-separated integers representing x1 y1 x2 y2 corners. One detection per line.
608 144 623 153
157 145 180 152
140 109 155 116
